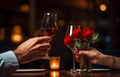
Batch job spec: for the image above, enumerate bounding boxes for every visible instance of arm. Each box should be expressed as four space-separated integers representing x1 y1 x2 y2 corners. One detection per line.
97 54 120 70
0 36 51 76
76 48 120 70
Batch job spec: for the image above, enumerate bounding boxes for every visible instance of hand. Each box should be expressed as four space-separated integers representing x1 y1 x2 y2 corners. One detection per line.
75 48 104 65
14 36 51 64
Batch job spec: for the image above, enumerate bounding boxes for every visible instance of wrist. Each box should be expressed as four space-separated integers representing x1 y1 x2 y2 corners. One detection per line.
13 49 21 64
98 54 113 67
95 53 105 65
111 56 116 68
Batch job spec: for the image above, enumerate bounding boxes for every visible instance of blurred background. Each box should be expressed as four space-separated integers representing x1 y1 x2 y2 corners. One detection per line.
0 0 120 69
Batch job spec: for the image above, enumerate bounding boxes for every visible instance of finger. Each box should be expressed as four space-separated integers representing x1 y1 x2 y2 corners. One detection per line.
75 54 80 62
79 50 89 56
30 36 51 45
36 36 52 43
30 49 50 60
75 50 79 55
33 49 49 56
38 43 51 50
33 43 51 50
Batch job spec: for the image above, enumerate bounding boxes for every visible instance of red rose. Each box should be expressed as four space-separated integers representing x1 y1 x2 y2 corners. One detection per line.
64 35 73 45
64 28 81 46
72 28 81 38
82 28 94 39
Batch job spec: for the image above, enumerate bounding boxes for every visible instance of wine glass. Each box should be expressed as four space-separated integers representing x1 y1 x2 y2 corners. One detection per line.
40 13 58 59
64 25 80 73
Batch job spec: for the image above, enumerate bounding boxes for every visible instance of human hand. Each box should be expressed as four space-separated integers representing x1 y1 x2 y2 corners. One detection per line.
14 36 51 64
75 48 104 65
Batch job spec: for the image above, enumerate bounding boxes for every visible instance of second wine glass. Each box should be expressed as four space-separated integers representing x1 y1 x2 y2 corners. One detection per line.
64 25 80 73
40 13 58 59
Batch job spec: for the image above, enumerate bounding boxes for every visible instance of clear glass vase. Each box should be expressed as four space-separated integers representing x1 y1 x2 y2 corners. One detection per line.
79 43 92 72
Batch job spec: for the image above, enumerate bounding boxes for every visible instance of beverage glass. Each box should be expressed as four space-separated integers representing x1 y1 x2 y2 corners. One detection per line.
40 13 58 59
64 25 80 73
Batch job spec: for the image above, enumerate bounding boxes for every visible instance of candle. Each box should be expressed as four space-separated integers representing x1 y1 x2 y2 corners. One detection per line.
50 57 60 70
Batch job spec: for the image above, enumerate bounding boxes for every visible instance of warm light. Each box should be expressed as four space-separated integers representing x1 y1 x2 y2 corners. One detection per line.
58 20 65 27
11 34 23 43
67 0 87 8
77 0 87 8
11 25 23 43
33 29 41 37
20 4 30 12
50 57 60 70
0 28 5 41
99 4 107 12
53 63 57 67
50 71 59 77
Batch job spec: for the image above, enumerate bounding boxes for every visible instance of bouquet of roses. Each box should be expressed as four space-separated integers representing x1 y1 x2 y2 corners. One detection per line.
64 27 99 72
64 28 99 50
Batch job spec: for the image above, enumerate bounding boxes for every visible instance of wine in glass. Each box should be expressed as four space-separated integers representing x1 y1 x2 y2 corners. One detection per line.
64 25 80 73
40 13 58 59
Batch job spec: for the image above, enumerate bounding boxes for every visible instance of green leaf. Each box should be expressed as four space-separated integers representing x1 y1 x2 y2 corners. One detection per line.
74 39 82 48
91 33 99 43
91 33 99 42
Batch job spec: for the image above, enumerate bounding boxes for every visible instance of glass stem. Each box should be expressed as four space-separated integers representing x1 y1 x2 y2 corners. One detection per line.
72 51 76 73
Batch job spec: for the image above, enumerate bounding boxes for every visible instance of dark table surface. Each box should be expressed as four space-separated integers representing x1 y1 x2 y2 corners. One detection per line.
10 69 120 77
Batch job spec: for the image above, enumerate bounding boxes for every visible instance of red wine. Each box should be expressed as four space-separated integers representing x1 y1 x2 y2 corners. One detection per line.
41 28 57 37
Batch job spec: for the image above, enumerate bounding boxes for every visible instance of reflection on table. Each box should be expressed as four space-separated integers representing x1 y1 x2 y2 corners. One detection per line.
11 69 120 77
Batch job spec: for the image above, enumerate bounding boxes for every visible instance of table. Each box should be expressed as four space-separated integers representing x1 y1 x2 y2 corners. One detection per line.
11 69 120 77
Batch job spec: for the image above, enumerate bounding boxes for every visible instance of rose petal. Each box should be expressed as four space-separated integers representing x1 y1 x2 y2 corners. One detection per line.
82 28 94 39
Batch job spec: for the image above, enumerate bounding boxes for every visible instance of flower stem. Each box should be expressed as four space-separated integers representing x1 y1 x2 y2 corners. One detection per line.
80 55 92 72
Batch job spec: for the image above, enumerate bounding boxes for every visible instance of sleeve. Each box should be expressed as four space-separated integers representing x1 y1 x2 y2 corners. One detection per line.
0 50 19 77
